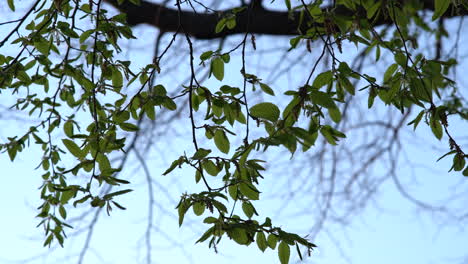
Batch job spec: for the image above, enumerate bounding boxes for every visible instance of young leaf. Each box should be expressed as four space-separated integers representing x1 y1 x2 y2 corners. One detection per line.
267 234 278 249
202 160 220 176
200 50 213 61
256 232 268 252
119 122 139 132
192 202 205 216
112 67 123 90
214 130 230 154
215 18 226 33
278 241 291 264
62 139 84 159
59 205 67 219
249 102 280 122
310 91 337 109
242 201 255 218
452 154 465 172
432 0 450 20
163 159 180 175
229 228 249 245
177 201 189 226
211 57 224 81
196 227 214 243
103 189 133 199
394 52 407 66
259 83 275 96
312 71 333 88
228 184 238 200
63 121 74 138
328 107 342 123
407 110 425 130
430 117 443 140
192 148 212 159
7 0 15 11
239 182 260 200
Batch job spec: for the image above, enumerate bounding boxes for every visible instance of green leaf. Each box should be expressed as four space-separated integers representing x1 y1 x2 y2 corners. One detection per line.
221 53 230 63
407 110 425 130
202 160 220 176
226 17 236 29
196 227 214 243
177 201 189 226
211 57 224 81
384 64 398 83
192 202 205 216
366 1 381 18
278 241 291 264
229 228 249 245
239 182 260 200
59 205 67 219
73 195 91 207
339 77 355 95
328 107 341 123
267 234 278 249
249 102 280 122
242 201 255 218
144 103 156 120
463 165 468 177
195 170 202 183
79 29 94 44
7 0 15 11
228 184 238 200
7 146 17 161
259 83 275 96
34 40 50 56
200 51 213 61
310 90 337 109
215 18 226 33
60 189 76 204
203 217 218 224
163 158 181 175
437 150 456 162
43 234 53 247
113 111 130 123
320 126 337 145
162 97 177 110
64 121 74 138
192 148 211 159
432 0 450 21
214 130 230 154
312 71 333 88
62 139 84 159
112 67 123 90
452 154 465 172
394 52 407 66
103 189 133 199
289 36 301 49
430 117 443 140
119 122 139 132
256 232 268 252
97 153 111 172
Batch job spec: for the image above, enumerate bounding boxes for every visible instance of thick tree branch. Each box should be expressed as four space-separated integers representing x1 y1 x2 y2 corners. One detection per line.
105 0 467 39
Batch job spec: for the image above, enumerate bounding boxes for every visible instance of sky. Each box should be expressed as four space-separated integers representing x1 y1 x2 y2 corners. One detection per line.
0 1 468 264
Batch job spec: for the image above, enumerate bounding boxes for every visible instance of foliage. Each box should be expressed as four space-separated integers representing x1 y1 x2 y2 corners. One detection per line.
0 0 467 263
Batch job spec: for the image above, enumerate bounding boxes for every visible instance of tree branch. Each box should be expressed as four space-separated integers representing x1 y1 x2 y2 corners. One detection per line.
105 0 467 39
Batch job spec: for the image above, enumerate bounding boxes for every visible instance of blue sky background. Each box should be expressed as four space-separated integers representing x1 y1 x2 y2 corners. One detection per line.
1 1 468 264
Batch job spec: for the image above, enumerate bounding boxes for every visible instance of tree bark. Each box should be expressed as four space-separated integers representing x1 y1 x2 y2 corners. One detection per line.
105 0 467 39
